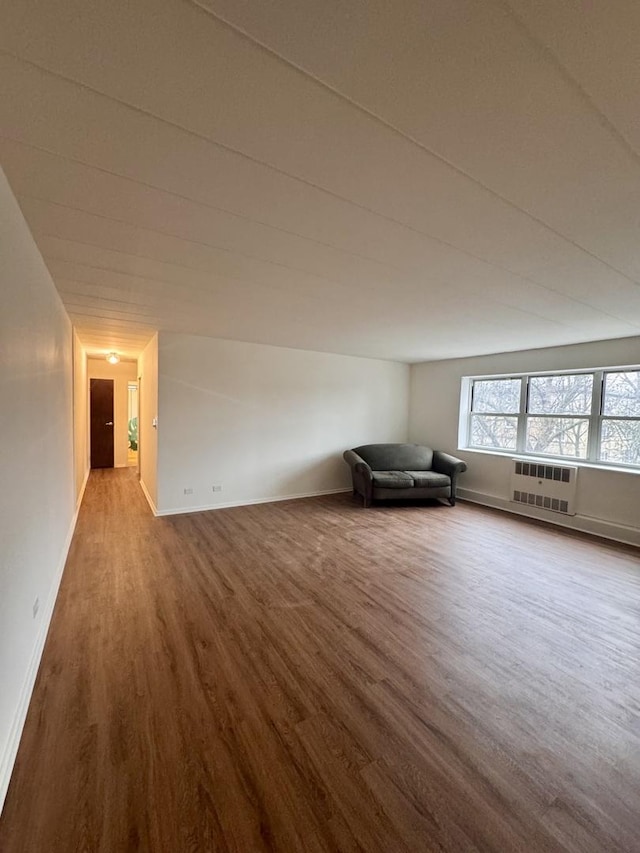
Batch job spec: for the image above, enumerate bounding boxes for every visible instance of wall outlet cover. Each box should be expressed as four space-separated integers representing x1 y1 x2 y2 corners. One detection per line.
212 485 223 492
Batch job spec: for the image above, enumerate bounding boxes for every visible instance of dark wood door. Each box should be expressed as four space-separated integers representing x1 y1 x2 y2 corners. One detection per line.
90 379 114 468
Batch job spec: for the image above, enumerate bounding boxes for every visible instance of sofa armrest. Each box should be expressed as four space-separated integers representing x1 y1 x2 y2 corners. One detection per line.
342 450 371 471
433 451 467 506
343 450 373 484
432 451 467 477
343 450 373 506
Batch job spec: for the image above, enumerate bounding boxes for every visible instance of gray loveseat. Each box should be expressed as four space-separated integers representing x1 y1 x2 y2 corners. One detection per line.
343 443 467 508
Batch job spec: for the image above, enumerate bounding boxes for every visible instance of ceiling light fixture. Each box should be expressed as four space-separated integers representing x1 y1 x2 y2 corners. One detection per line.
106 352 120 365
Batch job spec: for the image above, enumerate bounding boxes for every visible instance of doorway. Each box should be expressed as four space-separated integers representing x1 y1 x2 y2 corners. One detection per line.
128 382 138 468
90 378 114 468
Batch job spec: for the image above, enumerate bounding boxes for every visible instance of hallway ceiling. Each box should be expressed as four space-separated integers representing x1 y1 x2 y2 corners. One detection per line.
2 0 640 362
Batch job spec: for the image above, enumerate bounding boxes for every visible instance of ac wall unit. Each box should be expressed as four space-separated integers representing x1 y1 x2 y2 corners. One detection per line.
510 459 578 516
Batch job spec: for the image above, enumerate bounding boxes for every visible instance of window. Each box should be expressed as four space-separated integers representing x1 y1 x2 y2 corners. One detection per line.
526 373 592 459
464 368 640 469
470 378 519 451
601 371 640 466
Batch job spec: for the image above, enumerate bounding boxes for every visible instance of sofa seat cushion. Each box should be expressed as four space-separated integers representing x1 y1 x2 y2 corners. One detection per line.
372 470 414 489
406 470 451 488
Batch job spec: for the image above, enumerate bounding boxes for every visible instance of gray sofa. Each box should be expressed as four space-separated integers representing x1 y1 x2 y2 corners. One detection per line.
343 443 467 507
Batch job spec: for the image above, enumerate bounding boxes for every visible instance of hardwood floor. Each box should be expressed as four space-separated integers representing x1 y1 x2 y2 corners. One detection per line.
1 469 639 852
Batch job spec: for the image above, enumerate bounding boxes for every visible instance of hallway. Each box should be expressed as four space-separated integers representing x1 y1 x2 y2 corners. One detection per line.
1 469 640 851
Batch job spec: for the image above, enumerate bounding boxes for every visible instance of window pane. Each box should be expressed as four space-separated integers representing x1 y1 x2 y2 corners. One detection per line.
599 420 640 465
472 379 520 413
470 415 518 450
526 417 589 458
528 374 593 415
603 371 640 417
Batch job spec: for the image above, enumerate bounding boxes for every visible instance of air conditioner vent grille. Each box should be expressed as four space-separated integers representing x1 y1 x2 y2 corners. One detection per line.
513 491 569 514
514 460 571 482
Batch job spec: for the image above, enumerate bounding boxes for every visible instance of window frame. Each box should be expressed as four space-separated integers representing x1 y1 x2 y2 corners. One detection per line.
462 366 640 471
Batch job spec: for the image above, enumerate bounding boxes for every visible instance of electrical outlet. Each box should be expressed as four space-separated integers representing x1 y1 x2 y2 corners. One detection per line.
33 597 39 619
183 487 193 495
212 484 223 492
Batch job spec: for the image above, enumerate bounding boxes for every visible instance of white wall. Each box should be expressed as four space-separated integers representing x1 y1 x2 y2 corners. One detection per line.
139 334 159 511
409 336 640 546
87 359 137 468
156 333 409 514
73 331 89 501
0 168 75 811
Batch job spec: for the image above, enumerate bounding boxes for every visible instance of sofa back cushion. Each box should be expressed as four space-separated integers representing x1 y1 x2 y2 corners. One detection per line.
354 444 434 471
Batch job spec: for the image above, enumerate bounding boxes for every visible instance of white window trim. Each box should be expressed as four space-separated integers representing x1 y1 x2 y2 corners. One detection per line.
460 365 640 472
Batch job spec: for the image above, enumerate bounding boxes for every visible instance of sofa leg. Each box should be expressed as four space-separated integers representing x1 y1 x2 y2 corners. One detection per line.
449 496 456 506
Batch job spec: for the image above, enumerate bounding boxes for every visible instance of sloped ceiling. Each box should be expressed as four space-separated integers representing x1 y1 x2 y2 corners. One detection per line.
1 0 640 362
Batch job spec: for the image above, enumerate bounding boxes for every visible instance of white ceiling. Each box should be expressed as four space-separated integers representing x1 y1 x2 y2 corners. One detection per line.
2 0 640 362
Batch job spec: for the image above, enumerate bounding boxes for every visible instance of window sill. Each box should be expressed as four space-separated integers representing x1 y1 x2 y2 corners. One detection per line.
457 446 640 476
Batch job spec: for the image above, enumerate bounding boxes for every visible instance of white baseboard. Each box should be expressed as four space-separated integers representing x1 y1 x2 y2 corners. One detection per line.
0 483 86 814
155 487 351 517
458 488 640 548
76 465 90 512
139 478 158 516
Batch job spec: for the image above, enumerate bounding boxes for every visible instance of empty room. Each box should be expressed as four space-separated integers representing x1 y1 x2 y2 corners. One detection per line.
1 1 640 851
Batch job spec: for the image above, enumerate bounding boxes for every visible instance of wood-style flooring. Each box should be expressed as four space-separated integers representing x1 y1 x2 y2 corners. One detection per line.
1 469 639 852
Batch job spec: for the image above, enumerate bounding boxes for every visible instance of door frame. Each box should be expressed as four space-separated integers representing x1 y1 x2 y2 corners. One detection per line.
137 374 142 480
